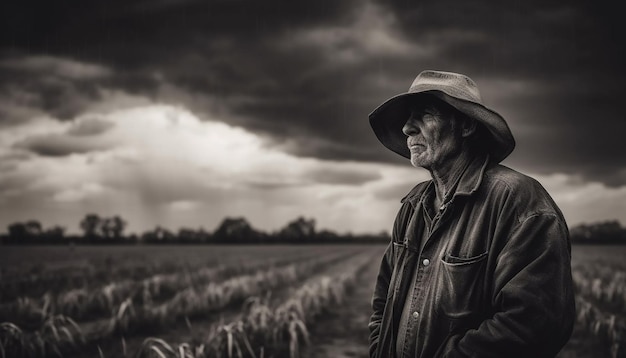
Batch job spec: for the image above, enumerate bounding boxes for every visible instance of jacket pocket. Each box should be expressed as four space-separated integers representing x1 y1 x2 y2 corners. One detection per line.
438 251 488 321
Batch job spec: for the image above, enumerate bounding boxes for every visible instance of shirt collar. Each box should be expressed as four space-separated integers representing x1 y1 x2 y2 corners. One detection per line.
401 154 491 208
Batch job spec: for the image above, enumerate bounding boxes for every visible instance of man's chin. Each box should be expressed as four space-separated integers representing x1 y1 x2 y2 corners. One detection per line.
410 156 430 169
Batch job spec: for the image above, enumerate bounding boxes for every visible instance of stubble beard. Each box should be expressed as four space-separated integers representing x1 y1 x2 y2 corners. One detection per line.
409 150 432 170
410 141 463 172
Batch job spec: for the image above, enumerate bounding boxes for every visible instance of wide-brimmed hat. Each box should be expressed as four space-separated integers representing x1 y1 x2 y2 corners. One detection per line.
369 70 515 163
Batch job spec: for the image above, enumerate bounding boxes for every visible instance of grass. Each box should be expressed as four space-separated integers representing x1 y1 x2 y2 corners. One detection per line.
1 244 625 358
1 245 376 357
558 245 626 358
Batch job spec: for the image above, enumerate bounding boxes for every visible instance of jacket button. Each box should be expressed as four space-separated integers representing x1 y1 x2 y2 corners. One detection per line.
412 311 419 319
422 258 430 266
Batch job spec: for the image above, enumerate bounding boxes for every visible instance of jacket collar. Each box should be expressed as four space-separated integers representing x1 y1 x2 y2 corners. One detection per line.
401 154 491 208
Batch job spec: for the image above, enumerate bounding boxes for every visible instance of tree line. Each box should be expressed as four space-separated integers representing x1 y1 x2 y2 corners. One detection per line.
1 214 390 245
569 220 626 244
2 215 625 245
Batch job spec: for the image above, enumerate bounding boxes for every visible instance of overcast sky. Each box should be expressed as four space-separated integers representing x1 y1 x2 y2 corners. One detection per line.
0 0 624 235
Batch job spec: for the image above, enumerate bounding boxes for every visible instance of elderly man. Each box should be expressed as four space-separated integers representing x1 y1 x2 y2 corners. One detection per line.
367 70 575 358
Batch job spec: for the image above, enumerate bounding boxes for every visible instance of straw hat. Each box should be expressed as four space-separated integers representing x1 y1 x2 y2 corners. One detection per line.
369 70 515 163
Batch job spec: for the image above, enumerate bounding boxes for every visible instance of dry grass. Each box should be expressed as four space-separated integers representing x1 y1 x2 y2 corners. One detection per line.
1 248 368 357
134 252 374 358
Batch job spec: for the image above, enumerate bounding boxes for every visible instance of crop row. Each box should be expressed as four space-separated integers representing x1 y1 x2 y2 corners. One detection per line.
105 249 358 338
135 252 374 358
0 257 217 304
572 264 626 313
0 250 321 327
0 246 327 304
0 250 365 358
575 295 626 358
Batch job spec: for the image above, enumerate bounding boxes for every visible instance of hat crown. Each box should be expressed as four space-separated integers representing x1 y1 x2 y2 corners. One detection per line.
409 70 483 103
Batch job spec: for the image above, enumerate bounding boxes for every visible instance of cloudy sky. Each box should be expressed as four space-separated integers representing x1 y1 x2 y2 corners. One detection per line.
0 0 624 235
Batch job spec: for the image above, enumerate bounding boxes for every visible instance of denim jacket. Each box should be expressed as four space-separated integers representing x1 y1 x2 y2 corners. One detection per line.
369 156 575 358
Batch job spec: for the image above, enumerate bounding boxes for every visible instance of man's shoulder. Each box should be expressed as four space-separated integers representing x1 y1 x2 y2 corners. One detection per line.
483 164 564 220
484 164 543 192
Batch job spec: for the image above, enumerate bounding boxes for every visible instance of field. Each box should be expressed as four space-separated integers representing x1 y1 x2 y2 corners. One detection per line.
0 244 625 358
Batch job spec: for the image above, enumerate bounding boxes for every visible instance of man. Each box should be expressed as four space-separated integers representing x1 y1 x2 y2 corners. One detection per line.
367 70 575 358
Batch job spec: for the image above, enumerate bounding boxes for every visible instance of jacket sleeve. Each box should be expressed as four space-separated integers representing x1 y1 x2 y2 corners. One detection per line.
368 241 393 358
438 213 576 358
369 199 414 358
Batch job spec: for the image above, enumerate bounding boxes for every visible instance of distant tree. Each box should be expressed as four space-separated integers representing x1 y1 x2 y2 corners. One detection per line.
101 218 114 239
127 233 139 244
178 228 198 242
316 229 339 242
160 227 175 242
7 221 44 243
99 216 127 241
141 226 175 243
278 217 316 242
213 217 259 243
570 220 625 243
141 230 156 243
8 222 29 242
25 220 42 236
80 214 101 240
43 226 65 241
196 228 211 242
176 228 211 243
110 216 126 240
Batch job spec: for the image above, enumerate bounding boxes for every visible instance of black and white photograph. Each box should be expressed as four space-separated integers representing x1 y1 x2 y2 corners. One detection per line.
0 1 625 357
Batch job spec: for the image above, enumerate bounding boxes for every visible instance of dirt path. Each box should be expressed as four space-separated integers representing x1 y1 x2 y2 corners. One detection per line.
304 250 383 358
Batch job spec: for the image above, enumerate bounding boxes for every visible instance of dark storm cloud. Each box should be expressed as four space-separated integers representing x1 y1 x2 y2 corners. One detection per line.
374 0 624 75
66 116 115 136
306 166 381 185
369 0 626 185
0 0 374 139
1 0 625 185
1 0 402 161
15 133 112 157
242 166 380 190
0 56 114 122
14 116 117 156
0 0 358 66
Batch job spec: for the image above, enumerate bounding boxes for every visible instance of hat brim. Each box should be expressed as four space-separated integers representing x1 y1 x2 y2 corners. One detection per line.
368 90 515 163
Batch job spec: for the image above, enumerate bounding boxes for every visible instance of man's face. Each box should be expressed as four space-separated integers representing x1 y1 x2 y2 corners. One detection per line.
403 101 463 170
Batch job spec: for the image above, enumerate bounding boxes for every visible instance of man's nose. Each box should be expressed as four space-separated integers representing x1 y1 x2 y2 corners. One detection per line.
402 117 419 136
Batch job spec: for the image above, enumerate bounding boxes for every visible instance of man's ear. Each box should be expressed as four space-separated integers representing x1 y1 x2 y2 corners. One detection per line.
460 117 477 138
